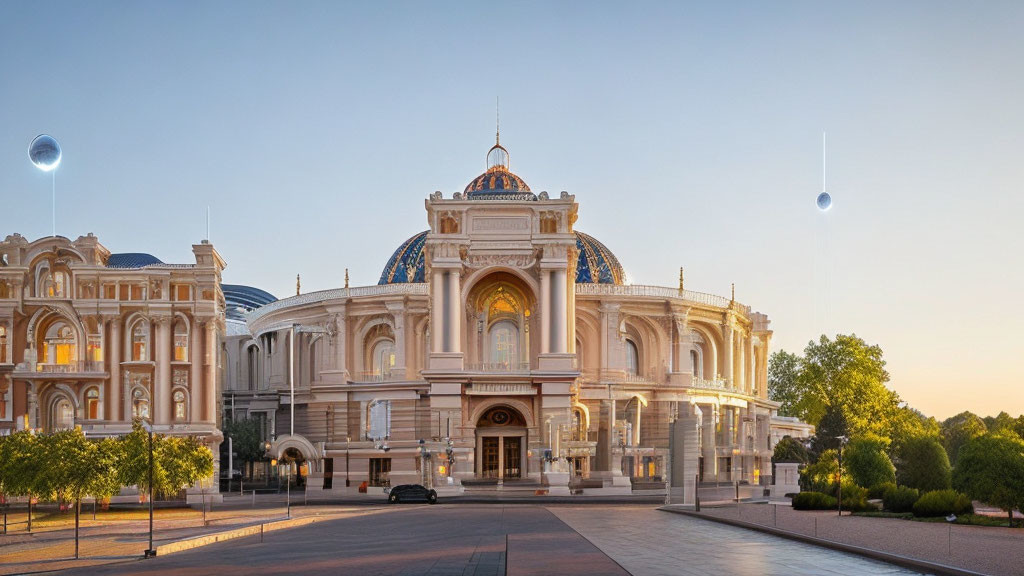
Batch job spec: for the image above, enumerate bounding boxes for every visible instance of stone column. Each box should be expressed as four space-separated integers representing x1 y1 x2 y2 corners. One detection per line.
331 308 348 379
388 303 406 377
722 324 734 384
108 317 121 421
445 271 460 353
431 271 444 353
540 270 550 353
155 317 172 425
747 336 755 395
205 321 217 423
703 403 718 482
551 269 567 354
191 319 204 423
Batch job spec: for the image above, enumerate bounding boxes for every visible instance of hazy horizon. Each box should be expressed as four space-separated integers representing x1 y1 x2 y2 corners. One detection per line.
2 1 1021 420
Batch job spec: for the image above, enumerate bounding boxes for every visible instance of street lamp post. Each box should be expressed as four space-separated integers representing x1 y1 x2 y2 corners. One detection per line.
142 420 156 558
346 436 351 487
836 435 848 517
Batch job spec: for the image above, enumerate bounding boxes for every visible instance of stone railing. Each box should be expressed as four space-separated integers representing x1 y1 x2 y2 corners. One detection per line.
690 376 732 391
353 370 404 383
574 284 751 315
247 283 428 322
465 362 531 373
33 361 106 374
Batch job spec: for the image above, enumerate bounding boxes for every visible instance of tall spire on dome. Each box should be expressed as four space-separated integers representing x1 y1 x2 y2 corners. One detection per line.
496 96 500 146
487 97 510 172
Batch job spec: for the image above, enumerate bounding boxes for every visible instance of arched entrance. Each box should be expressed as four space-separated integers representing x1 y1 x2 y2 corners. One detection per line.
475 406 527 480
282 447 306 487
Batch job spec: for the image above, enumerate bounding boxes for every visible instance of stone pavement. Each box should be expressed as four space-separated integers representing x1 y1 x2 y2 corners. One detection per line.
690 503 1023 576
0 504 381 575
549 505 925 576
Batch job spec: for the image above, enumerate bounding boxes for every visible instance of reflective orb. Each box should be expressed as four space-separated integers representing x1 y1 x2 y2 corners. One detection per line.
28 134 61 172
816 191 832 211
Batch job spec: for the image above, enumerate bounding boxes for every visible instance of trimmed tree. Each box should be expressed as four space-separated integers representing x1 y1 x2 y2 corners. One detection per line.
2 430 48 531
952 433 1024 527
843 435 896 489
895 436 951 492
773 436 811 464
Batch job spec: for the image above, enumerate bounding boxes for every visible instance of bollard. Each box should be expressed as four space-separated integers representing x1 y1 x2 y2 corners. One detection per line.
814 517 817 538
252 490 256 508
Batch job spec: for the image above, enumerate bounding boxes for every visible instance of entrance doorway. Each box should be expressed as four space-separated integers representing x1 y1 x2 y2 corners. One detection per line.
475 406 527 480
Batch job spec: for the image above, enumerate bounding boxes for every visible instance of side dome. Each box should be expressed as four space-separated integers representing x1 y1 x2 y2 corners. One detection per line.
575 231 625 285
223 284 277 321
378 231 428 284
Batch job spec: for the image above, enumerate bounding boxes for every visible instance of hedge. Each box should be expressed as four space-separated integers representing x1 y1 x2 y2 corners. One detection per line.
883 486 920 513
792 491 837 510
912 489 974 517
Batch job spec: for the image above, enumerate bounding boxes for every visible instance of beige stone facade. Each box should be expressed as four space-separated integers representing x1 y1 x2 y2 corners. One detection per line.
225 138 792 499
0 233 225 498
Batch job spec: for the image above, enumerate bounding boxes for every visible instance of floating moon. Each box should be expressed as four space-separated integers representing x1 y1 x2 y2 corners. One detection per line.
816 191 832 211
29 134 61 172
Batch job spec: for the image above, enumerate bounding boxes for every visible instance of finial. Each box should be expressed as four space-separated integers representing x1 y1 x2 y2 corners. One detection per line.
344 268 349 289
678 267 685 293
731 283 735 302
496 96 500 145
296 274 301 296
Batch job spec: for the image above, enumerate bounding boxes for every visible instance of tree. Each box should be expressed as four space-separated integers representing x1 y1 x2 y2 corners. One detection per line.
941 412 987 467
162 435 214 494
889 406 941 457
843 435 896 489
222 417 264 479
952 433 1024 527
983 412 1016 435
2 430 48 531
772 436 811 464
800 449 840 493
895 436 951 492
1015 415 1024 441
811 405 849 455
118 421 215 499
768 350 802 417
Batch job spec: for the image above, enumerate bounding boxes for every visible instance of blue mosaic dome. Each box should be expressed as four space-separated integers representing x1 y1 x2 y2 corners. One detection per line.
223 284 278 320
378 231 428 284
106 253 164 268
378 230 624 285
464 166 532 198
575 232 625 285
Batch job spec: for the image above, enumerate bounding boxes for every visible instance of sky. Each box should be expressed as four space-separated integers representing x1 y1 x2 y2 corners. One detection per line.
2 1 1022 420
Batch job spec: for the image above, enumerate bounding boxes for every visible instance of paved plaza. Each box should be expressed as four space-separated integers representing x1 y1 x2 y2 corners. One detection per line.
55 505 925 576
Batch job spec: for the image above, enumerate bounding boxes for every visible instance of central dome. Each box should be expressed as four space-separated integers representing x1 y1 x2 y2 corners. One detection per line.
464 136 534 200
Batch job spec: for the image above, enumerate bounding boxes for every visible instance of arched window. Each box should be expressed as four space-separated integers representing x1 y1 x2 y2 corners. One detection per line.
488 320 519 366
571 407 587 441
41 322 76 366
367 399 391 440
625 339 639 375
691 349 703 379
53 396 74 430
173 389 187 421
85 387 101 419
173 319 188 361
131 321 149 361
131 387 150 421
371 340 395 377
247 346 258 390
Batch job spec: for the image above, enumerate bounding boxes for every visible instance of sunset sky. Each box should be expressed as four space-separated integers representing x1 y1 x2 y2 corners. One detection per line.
2 2 1021 419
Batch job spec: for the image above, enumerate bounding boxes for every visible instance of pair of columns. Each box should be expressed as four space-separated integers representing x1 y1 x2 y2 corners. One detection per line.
431 269 461 353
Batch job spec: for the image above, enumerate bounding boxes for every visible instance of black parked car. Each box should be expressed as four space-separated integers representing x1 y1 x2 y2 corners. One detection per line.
387 484 438 504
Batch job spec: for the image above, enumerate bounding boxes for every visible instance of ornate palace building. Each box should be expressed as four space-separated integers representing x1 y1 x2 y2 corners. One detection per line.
0 233 226 500
226 135 782 500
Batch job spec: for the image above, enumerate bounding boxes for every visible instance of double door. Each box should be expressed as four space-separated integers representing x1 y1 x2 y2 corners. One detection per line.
480 436 522 479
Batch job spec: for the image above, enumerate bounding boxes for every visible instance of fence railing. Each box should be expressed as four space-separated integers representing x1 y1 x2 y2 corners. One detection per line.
574 284 751 315
34 361 105 373
464 362 531 373
247 283 428 322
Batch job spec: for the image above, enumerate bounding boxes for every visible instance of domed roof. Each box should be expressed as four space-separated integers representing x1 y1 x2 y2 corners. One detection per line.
464 136 534 200
378 231 428 284
575 232 625 285
223 284 277 321
106 253 164 269
378 230 625 285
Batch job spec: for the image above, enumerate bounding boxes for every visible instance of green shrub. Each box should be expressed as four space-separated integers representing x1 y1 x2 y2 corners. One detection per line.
792 491 837 510
895 436 951 492
912 489 974 517
799 449 839 493
882 485 920 513
837 483 872 512
844 435 896 489
868 481 897 500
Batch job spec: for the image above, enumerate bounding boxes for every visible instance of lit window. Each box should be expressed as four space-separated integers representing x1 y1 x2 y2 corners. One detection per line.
173 390 186 421
173 319 188 361
0 325 7 363
626 340 639 375
85 387 100 419
132 387 150 420
489 320 519 366
132 321 148 361
41 322 76 366
371 340 395 377
53 397 74 430
88 334 103 363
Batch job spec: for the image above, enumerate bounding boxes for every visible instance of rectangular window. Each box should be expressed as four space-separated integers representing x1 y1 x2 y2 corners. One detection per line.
369 458 391 487
130 285 143 300
172 284 191 301
103 284 116 299
174 334 188 361
88 334 103 363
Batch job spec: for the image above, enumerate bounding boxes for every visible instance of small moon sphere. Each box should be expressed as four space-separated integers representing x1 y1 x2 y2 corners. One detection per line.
29 134 61 172
816 191 832 211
